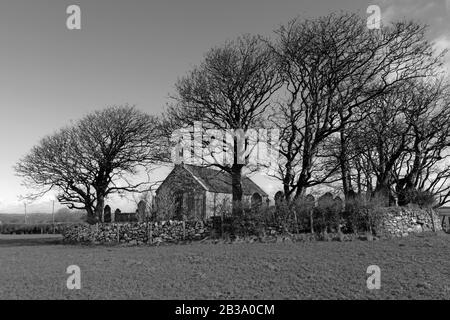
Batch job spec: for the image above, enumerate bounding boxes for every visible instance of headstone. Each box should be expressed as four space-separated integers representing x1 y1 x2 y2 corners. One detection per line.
137 200 148 222
104 205 111 223
115 208 121 221
318 192 334 209
304 194 316 233
274 191 285 207
304 194 316 209
251 193 262 209
334 196 343 213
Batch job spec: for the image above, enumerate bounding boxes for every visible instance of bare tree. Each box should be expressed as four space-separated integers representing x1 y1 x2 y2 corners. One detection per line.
270 13 444 201
167 35 282 216
346 77 450 206
15 106 167 224
394 78 450 206
354 91 414 203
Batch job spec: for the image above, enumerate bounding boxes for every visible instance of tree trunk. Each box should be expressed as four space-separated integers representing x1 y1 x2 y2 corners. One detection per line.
95 195 105 223
397 146 422 206
294 172 309 199
375 177 391 206
283 184 292 202
283 162 293 202
231 164 244 216
341 164 355 200
356 168 362 194
428 208 436 232
339 124 355 200
86 207 96 225
294 148 313 199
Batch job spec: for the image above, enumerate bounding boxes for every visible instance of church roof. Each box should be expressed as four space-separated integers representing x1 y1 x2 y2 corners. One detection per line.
178 164 268 197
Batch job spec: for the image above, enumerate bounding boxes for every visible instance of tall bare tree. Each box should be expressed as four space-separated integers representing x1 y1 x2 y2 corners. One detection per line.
355 91 414 203
344 77 450 206
15 106 167 224
167 35 282 216
393 79 450 206
270 13 444 201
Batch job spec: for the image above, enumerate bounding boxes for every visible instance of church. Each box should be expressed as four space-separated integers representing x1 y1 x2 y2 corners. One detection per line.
155 164 269 220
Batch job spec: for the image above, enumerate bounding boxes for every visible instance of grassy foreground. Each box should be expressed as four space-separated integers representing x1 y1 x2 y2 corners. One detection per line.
0 232 449 300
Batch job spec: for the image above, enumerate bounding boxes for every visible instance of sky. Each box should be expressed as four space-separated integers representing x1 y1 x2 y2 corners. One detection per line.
0 0 449 213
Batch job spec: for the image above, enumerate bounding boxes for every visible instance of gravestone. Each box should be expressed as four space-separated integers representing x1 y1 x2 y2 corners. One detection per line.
304 194 316 233
104 205 111 223
318 192 334 209
274 191 285 207
137 200 148 222
251 193 262 209
304 194 316 209
334 196 343 213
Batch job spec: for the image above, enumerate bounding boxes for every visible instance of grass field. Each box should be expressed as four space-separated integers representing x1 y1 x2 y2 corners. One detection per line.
0 212 85 224
0 232 449 300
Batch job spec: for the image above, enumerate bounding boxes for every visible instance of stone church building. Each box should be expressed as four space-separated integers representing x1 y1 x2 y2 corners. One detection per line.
155 164 268 220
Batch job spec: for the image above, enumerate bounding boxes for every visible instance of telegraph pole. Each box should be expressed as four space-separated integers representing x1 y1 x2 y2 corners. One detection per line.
24 202 27 224
52 200 55 234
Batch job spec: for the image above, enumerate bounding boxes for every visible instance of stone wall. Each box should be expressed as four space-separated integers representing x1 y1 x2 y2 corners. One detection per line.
61 206 444 245
62 220 209 245
379 206 442 237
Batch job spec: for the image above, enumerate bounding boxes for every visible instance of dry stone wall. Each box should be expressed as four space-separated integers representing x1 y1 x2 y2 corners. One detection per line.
61 205 444 245
62 220 209 245
379 206 442 237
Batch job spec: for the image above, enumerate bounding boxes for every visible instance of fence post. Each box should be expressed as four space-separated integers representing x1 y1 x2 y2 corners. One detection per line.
148 222 153 244
429 208 436 232
221 212 224 239
183 221 186 240
117 224 120 243
293 211 299 234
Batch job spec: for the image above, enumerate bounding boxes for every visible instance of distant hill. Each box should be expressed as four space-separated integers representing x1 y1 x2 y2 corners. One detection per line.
437 207 450 216
0 209 86 224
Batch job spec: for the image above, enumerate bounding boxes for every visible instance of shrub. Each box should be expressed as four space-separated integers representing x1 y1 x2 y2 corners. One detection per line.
401 189 436 208
0 223 73 235
313 193 342 233
343 194 386 234
228 200 272 236
271 197 318 233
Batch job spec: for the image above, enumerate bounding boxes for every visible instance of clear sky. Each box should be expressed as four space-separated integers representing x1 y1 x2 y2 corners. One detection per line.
0 0 449 213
